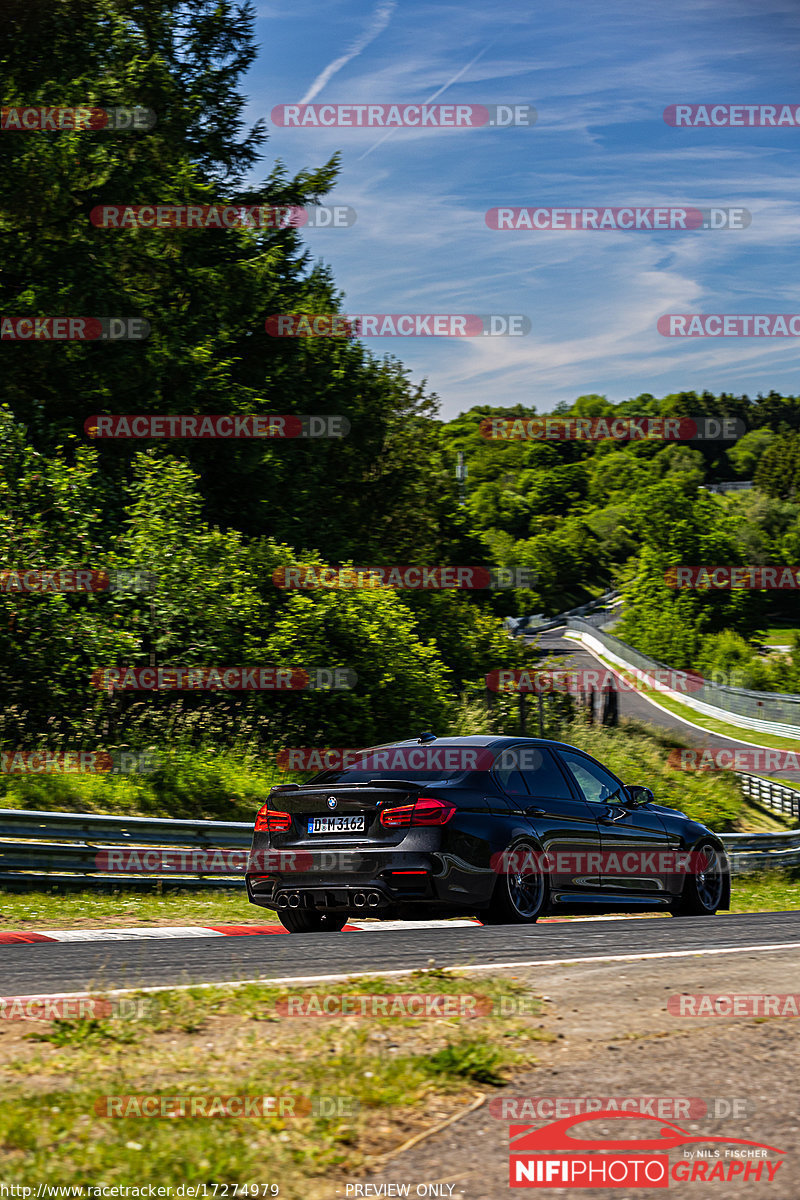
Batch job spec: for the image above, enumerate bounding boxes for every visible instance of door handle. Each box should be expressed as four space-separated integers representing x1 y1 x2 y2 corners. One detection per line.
526 807 546 816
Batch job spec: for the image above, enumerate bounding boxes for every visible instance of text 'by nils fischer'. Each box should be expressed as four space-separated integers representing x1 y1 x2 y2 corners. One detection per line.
1 106 156 130
486 206 750 231
84 415 349 439
481 417 744 441
90 667 356 691
273 566 536 589
265 314 530 337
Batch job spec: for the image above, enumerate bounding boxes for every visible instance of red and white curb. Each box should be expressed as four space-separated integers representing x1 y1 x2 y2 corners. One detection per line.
0 918 484 945
0 915 648 946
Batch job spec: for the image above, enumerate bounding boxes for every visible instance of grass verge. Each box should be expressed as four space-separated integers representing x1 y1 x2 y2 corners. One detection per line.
552 718 745 829
0 887 257 930
729 870 800 913
0 971 552 1198
0 747 288 822
1 859 799 933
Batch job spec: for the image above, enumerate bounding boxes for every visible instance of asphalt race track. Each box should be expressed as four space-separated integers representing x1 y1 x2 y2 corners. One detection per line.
532 625 800 782
3 911 800 996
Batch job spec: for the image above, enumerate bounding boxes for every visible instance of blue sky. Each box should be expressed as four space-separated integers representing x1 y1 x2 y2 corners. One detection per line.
243 0 800 420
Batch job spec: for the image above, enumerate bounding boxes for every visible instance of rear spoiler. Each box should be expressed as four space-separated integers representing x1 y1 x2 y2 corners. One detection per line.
274 777 417 791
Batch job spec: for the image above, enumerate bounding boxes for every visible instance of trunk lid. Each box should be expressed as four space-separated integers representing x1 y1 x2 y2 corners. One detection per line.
265 780 441 845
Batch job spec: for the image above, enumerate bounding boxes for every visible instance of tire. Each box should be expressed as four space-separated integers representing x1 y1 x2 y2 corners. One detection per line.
483 840 548 925
672 841 725 916
277 908 349 933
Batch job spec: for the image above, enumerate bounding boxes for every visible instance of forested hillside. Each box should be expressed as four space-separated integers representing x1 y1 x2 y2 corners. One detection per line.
444 391 800 691
1 1 798 772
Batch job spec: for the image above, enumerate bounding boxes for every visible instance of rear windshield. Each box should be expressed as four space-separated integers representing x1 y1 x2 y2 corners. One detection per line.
311 767 459 784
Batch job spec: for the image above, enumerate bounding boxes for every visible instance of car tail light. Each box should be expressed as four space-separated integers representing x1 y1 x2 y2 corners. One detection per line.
379 797 456 828
254 804 291 832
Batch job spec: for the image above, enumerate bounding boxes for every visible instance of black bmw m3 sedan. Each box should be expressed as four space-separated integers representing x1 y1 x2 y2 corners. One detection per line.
246 734 730 932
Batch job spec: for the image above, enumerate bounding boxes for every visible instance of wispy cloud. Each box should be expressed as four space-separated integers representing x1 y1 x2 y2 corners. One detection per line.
299 1 397 105
256 0 800 414
356 36 502 160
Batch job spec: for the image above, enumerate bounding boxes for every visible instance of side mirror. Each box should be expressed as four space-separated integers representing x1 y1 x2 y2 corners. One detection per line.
625 784 655 808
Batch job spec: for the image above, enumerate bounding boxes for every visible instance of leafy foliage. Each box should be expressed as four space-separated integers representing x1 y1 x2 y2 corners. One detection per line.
1 3 798 774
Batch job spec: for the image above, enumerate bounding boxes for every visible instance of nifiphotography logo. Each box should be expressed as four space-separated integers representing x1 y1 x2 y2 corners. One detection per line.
508 1111 785 1188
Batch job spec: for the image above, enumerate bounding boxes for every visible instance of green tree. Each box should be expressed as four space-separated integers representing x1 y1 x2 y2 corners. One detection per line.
0 408 141 742
754 432 800 499
0 0 471 567
568 394 612 418
727 428 775 478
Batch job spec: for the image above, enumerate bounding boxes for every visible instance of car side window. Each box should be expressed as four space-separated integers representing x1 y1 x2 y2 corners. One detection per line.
518 747 574 800
492 748 529 798
559 751 622 806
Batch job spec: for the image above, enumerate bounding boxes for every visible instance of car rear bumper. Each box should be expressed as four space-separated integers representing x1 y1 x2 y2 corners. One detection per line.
245 841 494 913
247 855 436 911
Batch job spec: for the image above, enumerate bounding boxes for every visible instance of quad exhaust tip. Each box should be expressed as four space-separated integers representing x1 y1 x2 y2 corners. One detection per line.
277 889 382 910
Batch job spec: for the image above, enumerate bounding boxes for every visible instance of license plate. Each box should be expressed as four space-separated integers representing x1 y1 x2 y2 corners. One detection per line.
308 815 366 834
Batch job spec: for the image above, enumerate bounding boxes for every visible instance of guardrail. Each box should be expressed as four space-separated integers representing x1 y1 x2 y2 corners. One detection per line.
0 808 252 890
516 590 619 637
565 617 800 739
699 481 754 494
720 830 800 873
735 771 800 819
573 606 623 631
0 805 797 889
